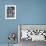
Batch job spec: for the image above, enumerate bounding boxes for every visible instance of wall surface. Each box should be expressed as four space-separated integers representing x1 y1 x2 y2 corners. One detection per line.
0 0 18 44
0 0 46 44
16 0 46 24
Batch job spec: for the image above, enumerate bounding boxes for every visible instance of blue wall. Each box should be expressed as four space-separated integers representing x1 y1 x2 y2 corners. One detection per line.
0 0 46 44
17 0 46 24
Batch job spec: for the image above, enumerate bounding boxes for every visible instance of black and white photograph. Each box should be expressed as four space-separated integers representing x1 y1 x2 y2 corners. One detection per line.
18 24 46 46
5 5 16 19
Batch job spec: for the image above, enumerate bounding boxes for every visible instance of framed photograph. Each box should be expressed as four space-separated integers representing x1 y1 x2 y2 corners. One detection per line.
5 5 16 19
18 24 46 42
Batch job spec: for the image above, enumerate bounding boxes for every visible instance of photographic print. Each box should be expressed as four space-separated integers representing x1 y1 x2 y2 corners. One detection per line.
18 24 46 46
5 5 16 19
